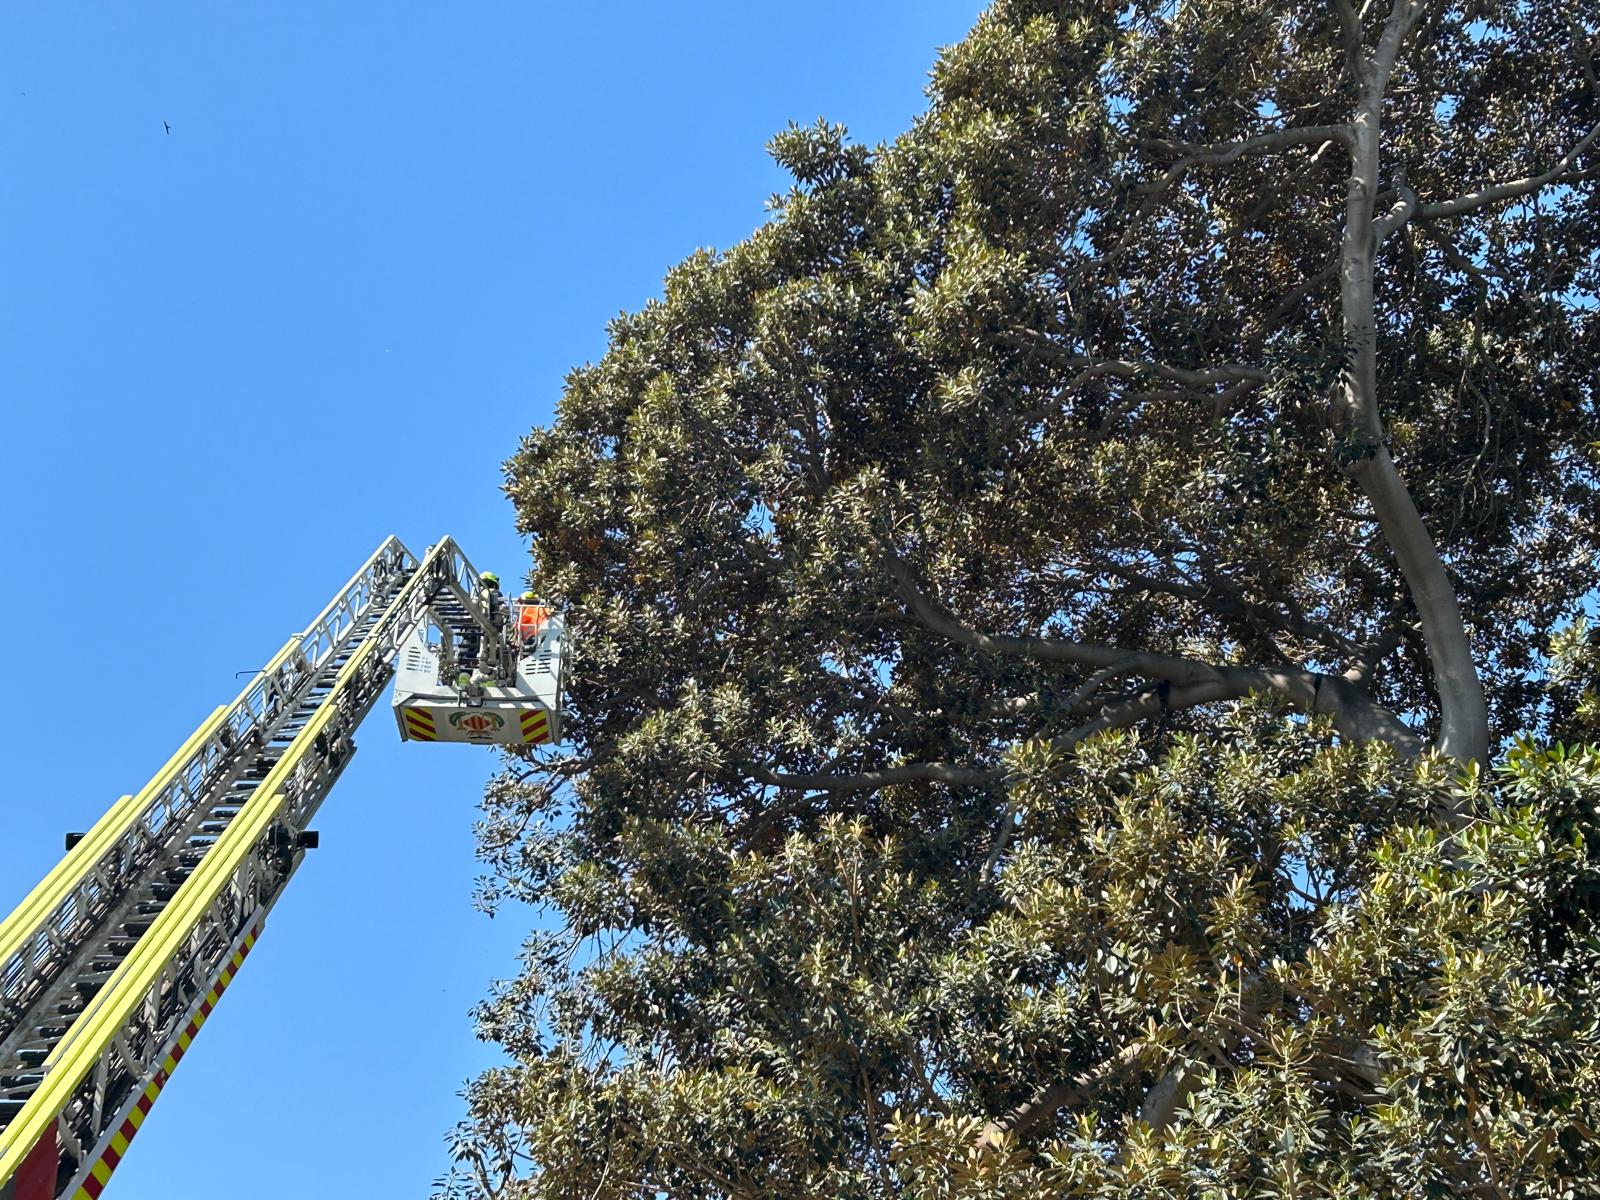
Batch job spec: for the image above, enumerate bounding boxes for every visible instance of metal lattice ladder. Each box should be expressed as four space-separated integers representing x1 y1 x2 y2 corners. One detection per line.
0 537 512 1200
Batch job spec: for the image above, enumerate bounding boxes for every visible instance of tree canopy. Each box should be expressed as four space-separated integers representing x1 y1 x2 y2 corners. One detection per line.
440 2 1599 1196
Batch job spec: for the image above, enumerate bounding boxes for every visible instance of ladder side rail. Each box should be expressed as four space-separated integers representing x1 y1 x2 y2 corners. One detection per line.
425 539 497 641
61 919 266 1200
0 709 229 1019
0 539 418 1027
0 541 454 1190
292 536 416 671
61 648 406 1200
0 568 414 1062
279 535 419 692
0 631 337 1020
416 540 521 682
0 540 419 1030
52 847 279 1186
55 649 398 1200
0 704 301 1077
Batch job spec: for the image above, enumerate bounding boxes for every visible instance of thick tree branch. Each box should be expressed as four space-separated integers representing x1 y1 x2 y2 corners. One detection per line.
1104 564 1362 658
886 555 1222 686
1344 449 1486 759
1335 0 1488 764
1331 0 1365 81
1060 664 1139 712
987 667 1150 722
1417 119 1600 220
1366 0 1426 105
1072 359 1269 387
1142 125 1354 163
890 555 1421 754
1342 611 1408 685
1005 335 1271 393
1137 1064 1199 1133
984 695 1037 718
1032 680 1245 766
1012 357 1267 428
754 557 1422 805
755 659 1420 806
1052 667 1421 756
1373 177 1418 243
976 1043 1149 1147
750 762 999 792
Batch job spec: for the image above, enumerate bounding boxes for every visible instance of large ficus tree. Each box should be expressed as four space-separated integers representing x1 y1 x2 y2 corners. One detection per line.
440 2 1600 1196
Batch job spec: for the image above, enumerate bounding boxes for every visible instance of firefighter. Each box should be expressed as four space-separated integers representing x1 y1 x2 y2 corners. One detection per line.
458 571 504 683
465 571 510 688
514 591 543 656
479 572 505 622
479 572 509 644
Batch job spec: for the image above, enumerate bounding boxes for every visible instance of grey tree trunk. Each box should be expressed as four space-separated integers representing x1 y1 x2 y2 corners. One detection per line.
1335 0 1490 765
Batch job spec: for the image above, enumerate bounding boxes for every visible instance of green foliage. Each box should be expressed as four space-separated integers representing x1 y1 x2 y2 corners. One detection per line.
441 1 1600 1195
1550 618 1600 744
447 724 1600 1197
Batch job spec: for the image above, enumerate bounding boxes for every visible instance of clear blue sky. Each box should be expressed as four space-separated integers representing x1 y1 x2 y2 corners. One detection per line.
0 3 979 1196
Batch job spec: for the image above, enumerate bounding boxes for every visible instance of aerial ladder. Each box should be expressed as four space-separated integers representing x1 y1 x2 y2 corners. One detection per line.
0 537 566 1200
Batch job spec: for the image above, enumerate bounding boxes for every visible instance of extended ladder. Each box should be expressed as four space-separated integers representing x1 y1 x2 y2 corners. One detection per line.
0 537 526 1200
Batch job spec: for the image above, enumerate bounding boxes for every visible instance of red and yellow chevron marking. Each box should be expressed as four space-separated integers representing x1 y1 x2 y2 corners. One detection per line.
403 707 437 742
519 709 550 745
71 926 260 1200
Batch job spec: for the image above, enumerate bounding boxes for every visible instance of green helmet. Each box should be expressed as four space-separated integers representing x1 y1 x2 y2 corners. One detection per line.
521 591 536 603
481 572 499 588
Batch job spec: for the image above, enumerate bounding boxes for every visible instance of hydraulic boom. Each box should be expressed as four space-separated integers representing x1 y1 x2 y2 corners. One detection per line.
0 537 563 1200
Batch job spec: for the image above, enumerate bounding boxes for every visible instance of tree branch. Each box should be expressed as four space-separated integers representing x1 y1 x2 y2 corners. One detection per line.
1415 223 1497 294
750 762 999 792
1010 354 1268 427
889 554 1420 752
753 558 1422 806
896 555 1418 752
1244 138 1343 225
754 661 1421 806
976 1043 1149 1147
1141 125 1354 163
1061 663 1140 712
754 654 1423 814
1246 260 1339 345
1104 564 1362 658
1331 0 1365 81
1417 119 1600 220
1036 666 1416 756
1373 176 1418 243
885 554 1222 686
1342 610 1408 685
1366 0 1426 106
1137 1064 1199 1133
1334 0 1488 765
1003 338 1269 391
1346 447 1486 761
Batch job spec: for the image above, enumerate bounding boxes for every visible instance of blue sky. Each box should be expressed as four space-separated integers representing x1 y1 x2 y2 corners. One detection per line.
0 3 980 1195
